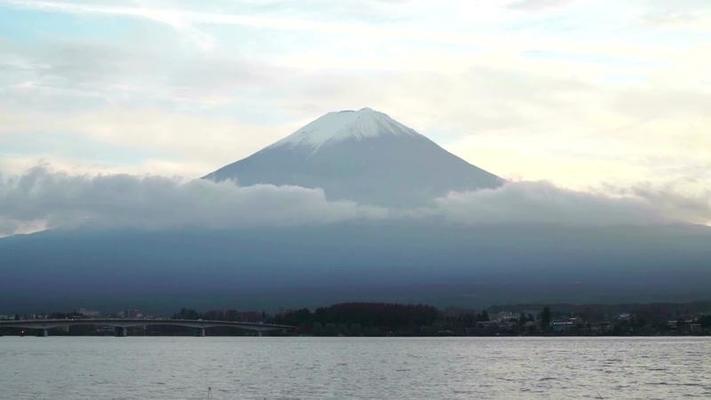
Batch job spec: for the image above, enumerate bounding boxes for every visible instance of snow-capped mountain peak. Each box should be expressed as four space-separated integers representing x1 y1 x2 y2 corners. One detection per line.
272 107 419 150
205 108 503 206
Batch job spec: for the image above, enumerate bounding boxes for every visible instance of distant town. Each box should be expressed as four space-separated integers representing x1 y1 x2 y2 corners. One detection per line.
1 301 710 337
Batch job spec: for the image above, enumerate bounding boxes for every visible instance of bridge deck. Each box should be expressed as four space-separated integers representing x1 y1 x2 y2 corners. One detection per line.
0 318 293 332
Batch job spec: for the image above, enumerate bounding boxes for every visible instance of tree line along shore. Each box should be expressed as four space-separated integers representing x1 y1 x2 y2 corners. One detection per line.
2 301 710 337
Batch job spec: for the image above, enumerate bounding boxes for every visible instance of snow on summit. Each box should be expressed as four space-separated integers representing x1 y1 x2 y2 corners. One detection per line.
273 107 420 149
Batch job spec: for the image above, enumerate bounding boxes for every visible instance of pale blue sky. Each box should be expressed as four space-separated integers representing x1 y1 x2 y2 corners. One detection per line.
0 0 710 194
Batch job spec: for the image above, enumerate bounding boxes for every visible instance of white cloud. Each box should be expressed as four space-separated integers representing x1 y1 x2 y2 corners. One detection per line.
430 181 665 226
0 166 387 235
606 179 711 226
2 166 709 237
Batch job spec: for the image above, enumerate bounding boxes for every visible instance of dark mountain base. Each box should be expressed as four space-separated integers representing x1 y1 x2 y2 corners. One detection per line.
2 222 710 313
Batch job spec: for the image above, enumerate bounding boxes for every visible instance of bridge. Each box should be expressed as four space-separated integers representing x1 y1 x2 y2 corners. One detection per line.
0 318 294 337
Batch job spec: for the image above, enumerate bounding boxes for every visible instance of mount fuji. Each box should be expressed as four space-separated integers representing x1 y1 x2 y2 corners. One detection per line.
204 108 503 206
3 109 711 313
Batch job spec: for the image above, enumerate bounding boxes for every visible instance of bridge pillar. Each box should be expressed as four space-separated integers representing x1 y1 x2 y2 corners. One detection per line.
41 328 49 337
116 327 128 337
199 328 206 337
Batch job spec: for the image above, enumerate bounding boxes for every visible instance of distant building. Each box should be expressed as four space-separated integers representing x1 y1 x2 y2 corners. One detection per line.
616 313 632 321
494 311 518 323
124 309 144 318
78 308 101 317
551 318 582 333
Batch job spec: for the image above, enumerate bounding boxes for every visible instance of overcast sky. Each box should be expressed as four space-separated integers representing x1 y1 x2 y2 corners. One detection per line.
0 1 709 198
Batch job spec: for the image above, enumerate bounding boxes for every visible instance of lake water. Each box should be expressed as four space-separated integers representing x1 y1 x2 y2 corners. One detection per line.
0 336 709 399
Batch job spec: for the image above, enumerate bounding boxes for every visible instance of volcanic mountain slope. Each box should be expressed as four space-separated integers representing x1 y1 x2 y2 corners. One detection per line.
204 108 503 207
3 223 711 312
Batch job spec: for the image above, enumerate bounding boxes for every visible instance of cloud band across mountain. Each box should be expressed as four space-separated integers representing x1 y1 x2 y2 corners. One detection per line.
0 166 386 236
1 165 705 237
